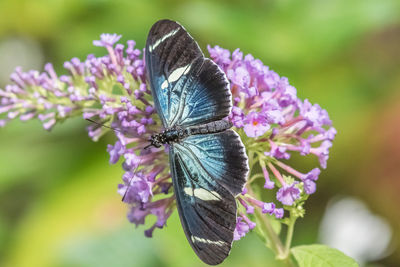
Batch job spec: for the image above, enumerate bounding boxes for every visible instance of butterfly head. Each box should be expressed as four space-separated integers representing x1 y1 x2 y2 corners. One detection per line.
145 127 188 149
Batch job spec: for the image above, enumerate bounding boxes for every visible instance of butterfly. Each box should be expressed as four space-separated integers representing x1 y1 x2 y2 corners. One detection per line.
145 19 249 265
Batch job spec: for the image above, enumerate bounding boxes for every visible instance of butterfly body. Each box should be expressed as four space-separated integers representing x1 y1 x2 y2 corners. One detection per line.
145 19 249 265
148 127 187 148
148 120 233 148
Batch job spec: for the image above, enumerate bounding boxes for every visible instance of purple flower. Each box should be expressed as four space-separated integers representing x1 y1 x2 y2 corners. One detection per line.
238 197 254 214
324 127 337 140
244 197 281 218
262 165 275 189
119 171 152 203
207 45 231 67
274 208 284 219
233 216 250 241
310 140 332 169
232 48 243 61
261 98 285 125
147 198 173 228
107 141 125 164
43 119 56 130
142 198 174 237
243 112 270 137
127 204 150 226
1 33 336 242
278 84 297 107
228 66 251 89
123 152 141 170
262 202 275 214
299 99 332 127
265 142 290 160
93 33 122 47
276 182 301 206
209 46 336 213
241 213 256 229
302 168 321 182
303 179 317 195
229 106 245 128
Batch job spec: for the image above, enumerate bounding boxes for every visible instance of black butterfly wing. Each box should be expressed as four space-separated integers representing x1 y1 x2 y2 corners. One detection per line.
145 19 231 128
170 130 249 265
146 19 249 264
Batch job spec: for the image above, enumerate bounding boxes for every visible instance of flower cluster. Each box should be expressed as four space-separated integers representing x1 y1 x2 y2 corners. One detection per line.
0 33 174 236
0 34 335 240
208 45 336 239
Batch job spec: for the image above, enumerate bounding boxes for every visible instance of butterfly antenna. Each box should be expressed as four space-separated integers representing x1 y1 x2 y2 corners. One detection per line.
122 161 141 202
85 118 124 134
121 144 149 202
143 143 153 150
86 119 152 202
122 143 152 202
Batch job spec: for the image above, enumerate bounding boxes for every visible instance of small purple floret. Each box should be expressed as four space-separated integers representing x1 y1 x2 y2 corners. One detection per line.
233 216 250 241
243 112 270 137
276 182 301 206
93 33 122 47
274 208 284 219
262 202 275 214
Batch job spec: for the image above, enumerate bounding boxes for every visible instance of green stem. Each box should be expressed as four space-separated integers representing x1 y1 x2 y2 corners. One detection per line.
284 216 297 256
253 209 297 267
253 207 285 256
246 185 284 258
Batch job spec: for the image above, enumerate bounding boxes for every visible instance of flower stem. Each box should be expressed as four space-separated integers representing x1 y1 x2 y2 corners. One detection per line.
253 207 284 256
267 162 285 186
253 208 297 266
247 180 297 266
284 215 297 257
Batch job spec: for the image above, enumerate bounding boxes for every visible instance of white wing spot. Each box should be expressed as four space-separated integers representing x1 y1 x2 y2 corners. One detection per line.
149 28 179 52
195 188 221 201
183 188 221 201
169 65 191 82
160 64 192 90
184 187 193 196
191 235 225 246
161 80 169 90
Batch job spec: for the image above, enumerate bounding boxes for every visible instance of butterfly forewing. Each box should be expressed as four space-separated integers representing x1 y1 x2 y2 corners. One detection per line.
175 58 231 127
145 19 231 128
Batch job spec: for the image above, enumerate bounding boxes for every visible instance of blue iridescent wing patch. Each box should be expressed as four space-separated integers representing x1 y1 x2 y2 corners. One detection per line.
176 130 248 196
145 19 249 265
145 20 231 128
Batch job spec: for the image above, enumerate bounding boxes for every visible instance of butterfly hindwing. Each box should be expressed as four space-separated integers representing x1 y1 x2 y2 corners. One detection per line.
178 129 248 196
170 150 235 265
170 130 249 265
145 19 231 128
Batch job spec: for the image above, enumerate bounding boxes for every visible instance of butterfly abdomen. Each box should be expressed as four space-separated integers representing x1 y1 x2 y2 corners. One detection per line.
186 120 232 136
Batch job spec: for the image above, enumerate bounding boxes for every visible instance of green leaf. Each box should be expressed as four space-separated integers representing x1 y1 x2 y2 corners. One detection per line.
291 244 359 267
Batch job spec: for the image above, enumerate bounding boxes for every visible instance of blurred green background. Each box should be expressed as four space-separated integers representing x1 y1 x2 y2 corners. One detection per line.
0 0 399 266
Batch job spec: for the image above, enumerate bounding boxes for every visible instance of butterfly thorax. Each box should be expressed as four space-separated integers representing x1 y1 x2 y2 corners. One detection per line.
148 120 232 148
